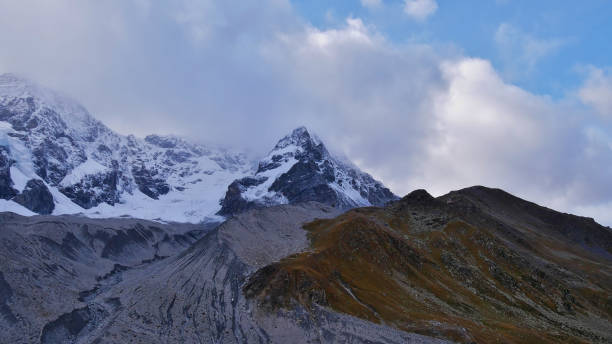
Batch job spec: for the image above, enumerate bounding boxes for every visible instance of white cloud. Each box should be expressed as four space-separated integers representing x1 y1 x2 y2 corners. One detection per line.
579 67 612 118
495 23 568 80
261 19 612 224
403 0 438 21
0 1 611 225
361 0 382 9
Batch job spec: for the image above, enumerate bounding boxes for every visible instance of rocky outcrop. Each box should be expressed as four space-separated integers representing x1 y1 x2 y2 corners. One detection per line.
0 146 17 199
130 165 170 200
218 177 267 215
0 272 16 324
59 169 121 209
12 179 54 214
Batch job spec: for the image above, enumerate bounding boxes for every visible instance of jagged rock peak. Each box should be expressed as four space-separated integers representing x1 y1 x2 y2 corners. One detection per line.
0 73 95 127
275 126 319 146
144 134 184 149
144 134 206 155
256 126 327 174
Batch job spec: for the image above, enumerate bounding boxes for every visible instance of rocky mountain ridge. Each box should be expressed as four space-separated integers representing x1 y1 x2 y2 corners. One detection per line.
0 74 395 222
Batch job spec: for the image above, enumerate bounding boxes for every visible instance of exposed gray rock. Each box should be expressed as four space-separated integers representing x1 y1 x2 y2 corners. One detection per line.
218 177 267 215
12 179 55 214
0 272 16 324
0 146 17 199
59 168 121 209
0 212 215 343
40 304 109 344
130 164 170 200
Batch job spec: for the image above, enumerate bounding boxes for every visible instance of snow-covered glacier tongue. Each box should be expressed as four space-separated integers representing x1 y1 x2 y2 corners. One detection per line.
218 126 398 216
0 73 252 222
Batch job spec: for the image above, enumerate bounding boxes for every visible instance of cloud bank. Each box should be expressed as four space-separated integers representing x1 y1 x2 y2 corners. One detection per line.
361 0 382 9
0 0 611 225
403 0 438 21
495 23 569 80
579 67 612 118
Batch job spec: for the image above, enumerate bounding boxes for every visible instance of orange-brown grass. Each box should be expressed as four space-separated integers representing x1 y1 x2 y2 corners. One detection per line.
244 208 612 344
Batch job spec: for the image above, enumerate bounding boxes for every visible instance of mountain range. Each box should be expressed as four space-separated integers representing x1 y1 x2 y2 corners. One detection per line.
0 74 611 344
0 73 396 223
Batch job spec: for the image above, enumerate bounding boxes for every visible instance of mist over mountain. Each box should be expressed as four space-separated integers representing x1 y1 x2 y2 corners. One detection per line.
0 74 395 223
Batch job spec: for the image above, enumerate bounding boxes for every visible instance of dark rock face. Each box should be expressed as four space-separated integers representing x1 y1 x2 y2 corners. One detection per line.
131 165 170 200
0 272 17 324
269 160 337 203
218 177 268 216
1 96 87 186
12 179 55 214
59 169 120 209
32 136 86 185
0 146 17 200
398 189 437 206
40 304 109 344
144 134 180 149
100 225 154 260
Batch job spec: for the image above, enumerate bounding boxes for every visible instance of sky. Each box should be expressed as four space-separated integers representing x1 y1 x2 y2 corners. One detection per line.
0 0 611 225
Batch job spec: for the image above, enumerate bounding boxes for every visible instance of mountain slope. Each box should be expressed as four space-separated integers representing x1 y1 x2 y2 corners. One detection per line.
244 187 612 343
0 205 450 344
218 126 397 216
0 212 212 343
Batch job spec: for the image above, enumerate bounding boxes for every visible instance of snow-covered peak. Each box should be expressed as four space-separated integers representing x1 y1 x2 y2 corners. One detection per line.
0 73 98 134
257 126 329 174
218 126 397 216
1 76 397 223
0 74 254 223
145 134 199 150
272 126 323 152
